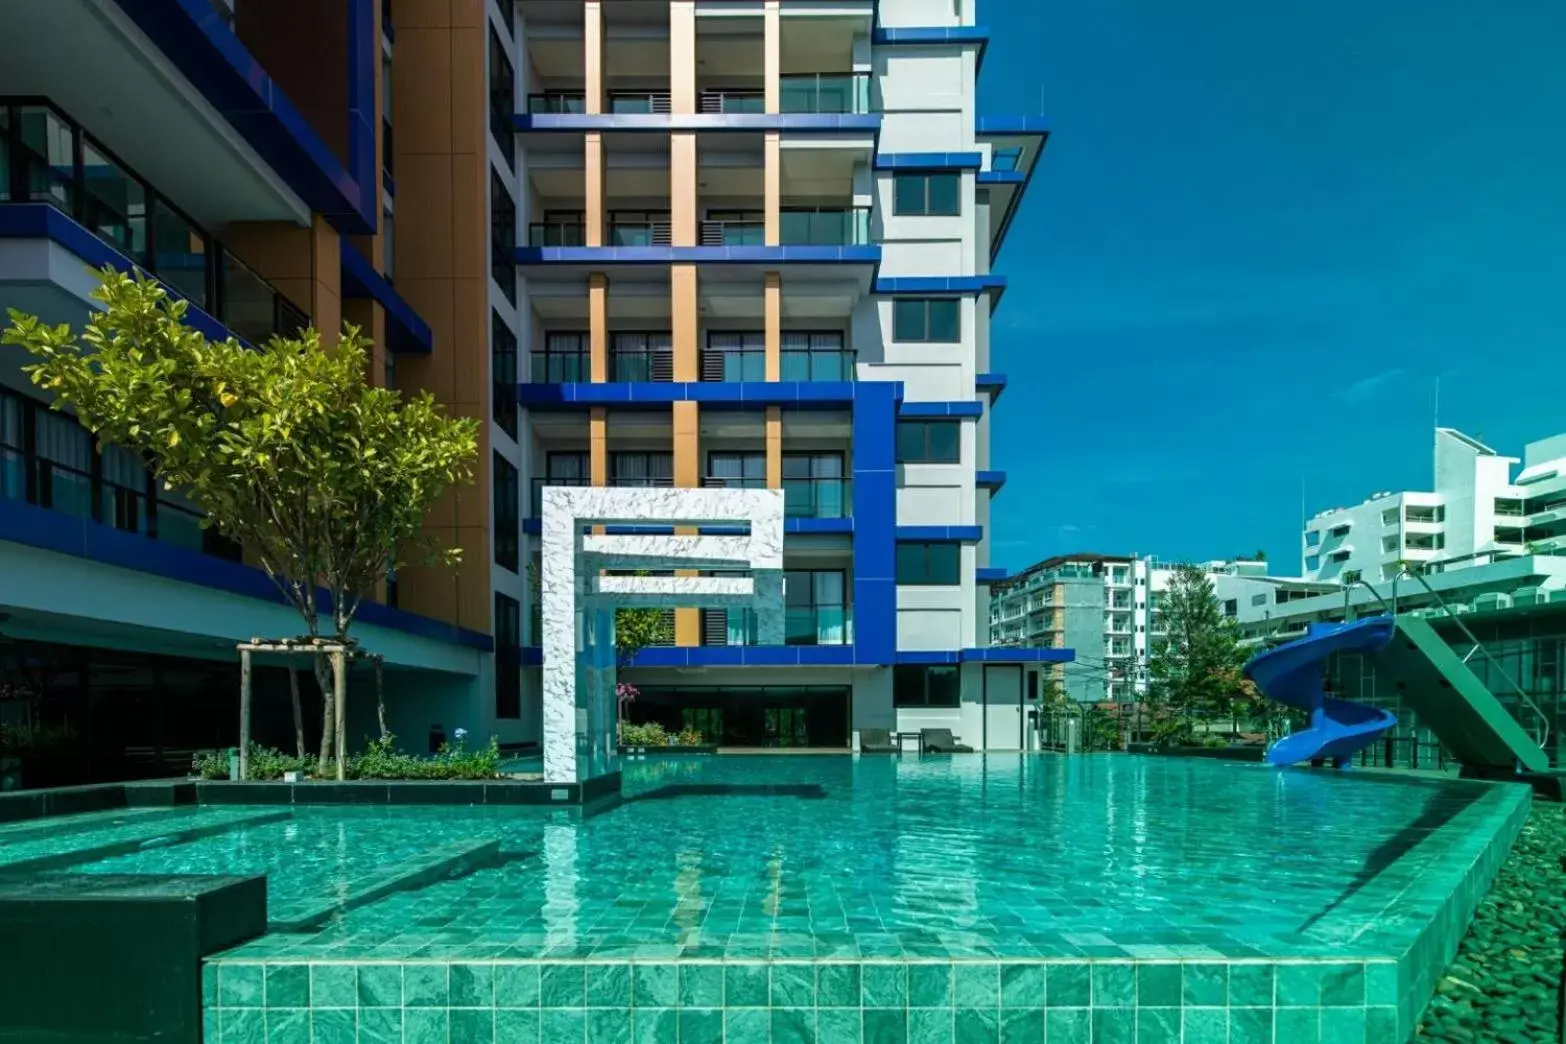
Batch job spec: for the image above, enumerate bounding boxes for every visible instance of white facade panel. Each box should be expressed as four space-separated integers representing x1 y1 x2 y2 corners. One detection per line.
874 238 967 277
876 111 966 152
877 53 966 109
896 607 964 650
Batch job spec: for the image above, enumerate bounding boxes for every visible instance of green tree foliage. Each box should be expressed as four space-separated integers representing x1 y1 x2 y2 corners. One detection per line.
1145 565 1252 744
4 270 479 766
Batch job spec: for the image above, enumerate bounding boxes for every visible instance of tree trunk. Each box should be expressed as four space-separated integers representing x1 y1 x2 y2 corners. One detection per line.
238 648 252 781
289 667 306 759
314 652 335 774
332 649 347 781
374 656 387 740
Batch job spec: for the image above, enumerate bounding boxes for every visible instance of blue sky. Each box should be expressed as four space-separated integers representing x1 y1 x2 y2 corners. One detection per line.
980 0 1566 573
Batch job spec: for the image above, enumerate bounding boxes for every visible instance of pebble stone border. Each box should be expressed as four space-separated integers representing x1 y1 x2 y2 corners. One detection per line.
1417 803 1565 1043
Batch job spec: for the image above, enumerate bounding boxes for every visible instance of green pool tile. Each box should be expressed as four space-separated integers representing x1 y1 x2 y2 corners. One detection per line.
1228 1006 1272 1044
1136 1007 1180 1044
1181 1007 1227 1044
1365 963 1398 1006
955 1007 999 1043
359 1008 403 1044
540 1008 585 1043
772 963 816 1008
725 1007 771 1044
1092 1007 1134 1044
819 963 861 1007
358 964 402 1008
909 964 952 1008
674 1008 717 1044
219 963 263 1008
1273 1007 1319 1044
818 1009 860 1042
1365 1006 1397 1041
451 963 495 1007
1044 1008 1090 1044
1046 966 1090 1008
264 963 309 1008
773 1006 817 1044
542 964 587 1008
1181 964 1226 1007
633 963 678 1007
588 1007 632 1044
203 966 218 1007
865 1008 909 1044
588 963 632 1007
495 1008 540 1043
1092 963 1135 1008
725 963 769 1007
1136 963 1182 1008
864 964 908 1008
909 1008 954 1044
679 965 723 1008
265 1008 308 1044
311 1008 357 1044
404 963 450 1007
997 1008 1040 1044
1275 963 1321 1006
497 963 541 1008
404 1008 448 1044
1228 964 1274 1007
311 964 358 1009
954 964 999 1008
999 965 1043 1008
1319 1006 1366 1044
204 1010 220 1044
1319 963 1364 1006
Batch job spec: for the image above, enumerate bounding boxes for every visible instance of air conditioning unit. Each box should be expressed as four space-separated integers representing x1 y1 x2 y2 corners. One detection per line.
1549 589 1566 604
1512 586 1544 607
1473 592 1512 611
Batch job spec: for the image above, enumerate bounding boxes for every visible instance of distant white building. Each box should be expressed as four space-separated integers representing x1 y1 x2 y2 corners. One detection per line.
1303 427 1566 583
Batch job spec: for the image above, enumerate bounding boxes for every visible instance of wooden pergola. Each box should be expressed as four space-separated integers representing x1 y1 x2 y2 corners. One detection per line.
235 638 384 781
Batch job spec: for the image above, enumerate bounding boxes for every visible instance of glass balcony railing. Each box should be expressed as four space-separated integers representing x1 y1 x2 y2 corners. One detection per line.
784 477 850 519
699 219 764 247
780 207 871 246
0 99 305 344
779 73 871 114
609 91 671 115
699 89 764 115
527 92 586 114
531 351 591 384
610 219 673 246
702 606 853 646
528 222 586 247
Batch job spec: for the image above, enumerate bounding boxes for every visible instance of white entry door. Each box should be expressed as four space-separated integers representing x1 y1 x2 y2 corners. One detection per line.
983 665 1024 750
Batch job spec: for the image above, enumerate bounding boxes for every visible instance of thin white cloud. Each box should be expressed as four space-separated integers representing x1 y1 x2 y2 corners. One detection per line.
1333 368 1406 404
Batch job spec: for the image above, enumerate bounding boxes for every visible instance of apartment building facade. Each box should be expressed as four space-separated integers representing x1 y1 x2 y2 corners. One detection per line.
502 0 1061 752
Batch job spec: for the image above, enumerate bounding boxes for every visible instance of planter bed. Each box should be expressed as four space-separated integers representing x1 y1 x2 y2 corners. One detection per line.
194 773 621 807
617 744 719 756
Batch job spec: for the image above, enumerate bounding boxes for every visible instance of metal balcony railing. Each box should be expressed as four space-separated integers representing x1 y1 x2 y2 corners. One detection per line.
784 476 850 519
609 91 671 114
609 219 673 247
700 606 853 646
698 89 764 114
531 351 591 384
699 220 764 246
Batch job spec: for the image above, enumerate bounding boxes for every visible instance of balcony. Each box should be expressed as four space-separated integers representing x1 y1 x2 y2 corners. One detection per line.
700 606 852 647
780 74 871 114
702 475 851 519
0 385 240 562
0 98 307 345
527 338 854 385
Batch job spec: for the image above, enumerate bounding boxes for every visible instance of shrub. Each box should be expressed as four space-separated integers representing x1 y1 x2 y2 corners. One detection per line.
192 736 503 781
673 727 705 747
619 722 667 747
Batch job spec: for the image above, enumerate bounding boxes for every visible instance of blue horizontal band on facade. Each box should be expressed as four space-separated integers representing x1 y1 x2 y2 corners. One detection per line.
898 401 983 418
977 116 1053 136
874 275 1007 295
874 152 984 171
894 647 1075 665
110 0 375 234
896 526 984 543
0 203 232 345
872 26 990 66
512 114 881 134
975 374 1008 401
976 470 1007 491
516 381 903 409
339 242 433 354
977 170 1027 185
516 245 881 266
975 567 1009 583
0 498 491 652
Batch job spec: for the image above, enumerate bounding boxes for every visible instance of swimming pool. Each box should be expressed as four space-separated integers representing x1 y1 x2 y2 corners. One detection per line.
19 756 1533 1041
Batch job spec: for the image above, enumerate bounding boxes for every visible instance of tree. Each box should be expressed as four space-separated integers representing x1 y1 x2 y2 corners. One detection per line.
1145 565 1252 744
5 270 479 771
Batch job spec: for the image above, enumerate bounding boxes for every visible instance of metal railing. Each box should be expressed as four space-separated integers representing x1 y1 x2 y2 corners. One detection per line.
527 92 586 114
609 219 673 246
609 91 671 114
701 606 853 646
698 89 764 114
699 220 764 246
528 222 586 247
530 351 590 384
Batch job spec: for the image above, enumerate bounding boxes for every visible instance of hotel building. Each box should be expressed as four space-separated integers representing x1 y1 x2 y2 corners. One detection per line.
0 0 1056 778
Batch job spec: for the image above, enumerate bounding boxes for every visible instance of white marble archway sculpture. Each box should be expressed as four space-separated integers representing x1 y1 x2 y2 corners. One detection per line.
539 486 785 783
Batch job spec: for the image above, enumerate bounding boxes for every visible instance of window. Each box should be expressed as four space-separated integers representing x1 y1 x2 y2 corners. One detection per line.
1304 530 1320 547
381 54 394 179
892 298 960 342
490 170 516 303
488 27 515 159
892 172 960 216
783 453 847 518
896 421 960 464
492 312 517 438
707 452 766 489
1406 505 1444 524
494 592 521 719
893 665 960 707
382 207 394 278
612 332 673 381
1305 554 1321 571
1382 509 1398 526
896 542 961 585
1222 599 1237 618
611 452 673 487
1382 535 1398 553
534 331 589 383
1250 593 1267 606
785 569 848 645
493 452 518 572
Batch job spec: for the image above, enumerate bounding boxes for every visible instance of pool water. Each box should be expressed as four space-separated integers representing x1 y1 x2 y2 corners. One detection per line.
45 755 1511 963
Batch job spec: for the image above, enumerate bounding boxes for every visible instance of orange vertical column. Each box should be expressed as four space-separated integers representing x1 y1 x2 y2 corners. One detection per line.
587 0 609 532
765 271 782 488
670 1 702 646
